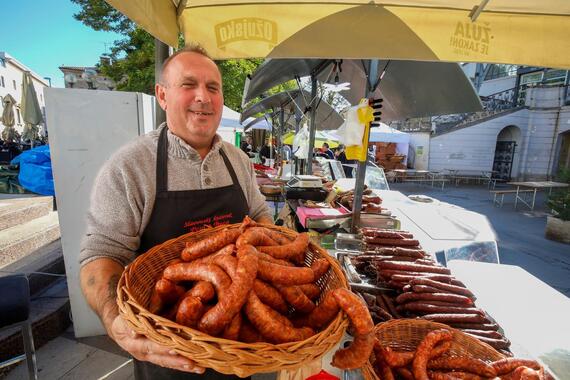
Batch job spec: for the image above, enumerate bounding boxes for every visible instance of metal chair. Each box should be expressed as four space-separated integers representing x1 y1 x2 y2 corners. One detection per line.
0 274 38 379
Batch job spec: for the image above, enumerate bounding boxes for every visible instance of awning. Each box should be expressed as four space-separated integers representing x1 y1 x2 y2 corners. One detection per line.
105 0 570 69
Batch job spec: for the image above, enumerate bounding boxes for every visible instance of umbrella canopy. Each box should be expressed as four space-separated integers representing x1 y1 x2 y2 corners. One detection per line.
1 94 16 127
368 123 410 144
282 130 339 148
106 1 570 69
243 58 482 122
21 71 43 143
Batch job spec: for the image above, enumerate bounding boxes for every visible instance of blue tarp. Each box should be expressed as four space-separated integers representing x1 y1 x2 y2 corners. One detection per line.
11 145 55 196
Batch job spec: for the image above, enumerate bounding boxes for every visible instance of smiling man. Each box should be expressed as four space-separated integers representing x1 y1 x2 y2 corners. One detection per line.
78 45 272 380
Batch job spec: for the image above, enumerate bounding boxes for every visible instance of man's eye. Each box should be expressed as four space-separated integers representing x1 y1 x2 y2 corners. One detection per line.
182 82 196 88
208 86 219 92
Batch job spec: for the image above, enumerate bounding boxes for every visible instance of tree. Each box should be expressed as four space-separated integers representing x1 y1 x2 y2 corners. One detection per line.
71 0 266 110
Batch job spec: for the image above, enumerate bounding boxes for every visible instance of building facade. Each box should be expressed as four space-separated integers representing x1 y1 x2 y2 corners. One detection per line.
0 52 49 136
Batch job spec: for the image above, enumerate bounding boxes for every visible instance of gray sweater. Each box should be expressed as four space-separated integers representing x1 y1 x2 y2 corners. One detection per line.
79 125 271 267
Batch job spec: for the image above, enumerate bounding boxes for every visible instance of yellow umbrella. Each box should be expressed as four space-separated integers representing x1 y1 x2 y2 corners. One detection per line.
282 131 339 148
105 1 570 69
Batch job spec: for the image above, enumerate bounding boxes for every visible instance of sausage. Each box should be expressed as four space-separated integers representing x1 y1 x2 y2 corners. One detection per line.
381 294 402 318
236 227 278 248
372 344 395 380
367 247 426 258
163 262 231 292
237 244 293 266
238 215 257 232
238 318 265 343
332 288 374 335
155 278 186 304
257 259 315 285
459 329 504 339
332 333 375 370
244 292 314 343
448 322 499 331
378 345 414 367
378 261 451 275
412 329 453 380
149 290 164 314
464 334 511 350
391 273 455 284
421 313 487 324
176 296 206 328
191 244 235 265
198 253 258 336
394 368 414 380
253 280 288 314
396 292 474 306
398 302 484 316
428 356 497 377
298 284 321 300
294 291 340 329
181 228 241 261
491 358 542 375
361 228 413 239
276 285 316 314
260 228 294 245
185 281 216 302
364 237 420 246
427 371 460 380
222 312 242 341
258 233 309 261
509 366 542 380
410 277 475 298
311 258 330 280
431 340 452 359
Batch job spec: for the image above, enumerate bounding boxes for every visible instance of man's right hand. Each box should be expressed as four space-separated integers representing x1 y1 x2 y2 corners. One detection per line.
110 315 205 374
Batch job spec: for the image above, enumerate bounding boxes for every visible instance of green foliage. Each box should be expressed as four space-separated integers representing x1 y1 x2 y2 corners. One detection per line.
547 168 570 221
216 59 262 111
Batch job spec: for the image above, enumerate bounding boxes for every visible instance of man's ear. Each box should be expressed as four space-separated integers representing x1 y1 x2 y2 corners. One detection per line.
155 83 167 111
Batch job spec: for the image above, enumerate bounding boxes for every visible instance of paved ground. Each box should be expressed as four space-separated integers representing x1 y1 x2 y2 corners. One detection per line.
390 182 570 297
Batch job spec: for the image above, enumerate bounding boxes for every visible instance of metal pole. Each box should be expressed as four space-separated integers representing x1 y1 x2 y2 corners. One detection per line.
351 60 379 232
155 39 171 128
306 75 318 175
294 103 303 174
279 107 285 163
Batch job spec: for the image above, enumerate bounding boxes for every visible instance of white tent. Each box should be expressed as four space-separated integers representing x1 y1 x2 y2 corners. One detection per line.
369 122 410 157
218 105 243 144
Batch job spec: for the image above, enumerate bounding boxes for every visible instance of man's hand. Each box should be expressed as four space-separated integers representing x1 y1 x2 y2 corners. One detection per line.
110 316 204 374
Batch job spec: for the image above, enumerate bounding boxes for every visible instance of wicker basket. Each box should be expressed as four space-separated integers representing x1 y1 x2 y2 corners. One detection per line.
362 319 505 380
117 223 349 377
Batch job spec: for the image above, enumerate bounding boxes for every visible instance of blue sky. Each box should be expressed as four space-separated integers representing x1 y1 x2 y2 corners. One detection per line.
3 1 122 88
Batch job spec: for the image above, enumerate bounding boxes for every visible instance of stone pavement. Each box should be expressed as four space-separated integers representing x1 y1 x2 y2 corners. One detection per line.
390 182 570 297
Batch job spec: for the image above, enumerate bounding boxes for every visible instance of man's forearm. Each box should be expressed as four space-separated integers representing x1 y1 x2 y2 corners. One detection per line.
80 258 125 338
256 215 274 224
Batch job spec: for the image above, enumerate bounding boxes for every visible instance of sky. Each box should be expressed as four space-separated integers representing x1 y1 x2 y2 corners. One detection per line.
2 1 123 88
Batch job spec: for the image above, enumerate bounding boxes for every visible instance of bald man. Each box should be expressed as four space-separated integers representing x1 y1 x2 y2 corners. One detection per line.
79 45 272 379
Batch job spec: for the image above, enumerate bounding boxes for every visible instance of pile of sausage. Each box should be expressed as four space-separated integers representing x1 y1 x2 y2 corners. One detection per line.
372 329 546 380
351 228 512 356
336 187 384 214
147 217 375 370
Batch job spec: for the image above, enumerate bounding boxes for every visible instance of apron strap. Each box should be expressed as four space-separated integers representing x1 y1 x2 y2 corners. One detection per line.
219 149 240 187
156 125 169 193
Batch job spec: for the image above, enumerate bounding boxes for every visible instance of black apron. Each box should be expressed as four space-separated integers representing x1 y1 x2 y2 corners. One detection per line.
135 126 249 379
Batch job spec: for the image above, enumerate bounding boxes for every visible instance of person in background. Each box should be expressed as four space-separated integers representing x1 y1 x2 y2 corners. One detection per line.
259 140 275 164
79 45 272 380
321 142 335 160
240 135 254 157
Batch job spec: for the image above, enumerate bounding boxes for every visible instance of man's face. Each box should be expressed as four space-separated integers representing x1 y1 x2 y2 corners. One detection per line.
156 52 223 149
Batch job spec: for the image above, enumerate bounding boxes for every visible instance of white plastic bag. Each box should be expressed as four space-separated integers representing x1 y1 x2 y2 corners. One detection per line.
336 103 367 146
293 124 310 159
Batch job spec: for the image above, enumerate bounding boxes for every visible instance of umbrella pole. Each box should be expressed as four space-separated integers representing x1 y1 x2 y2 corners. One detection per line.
351 60 380 232
306 75 318 175
154 39 172 127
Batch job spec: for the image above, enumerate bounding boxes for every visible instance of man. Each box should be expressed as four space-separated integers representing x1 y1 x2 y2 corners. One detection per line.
321 142 335 160
240 135 253 156
79 45 272 379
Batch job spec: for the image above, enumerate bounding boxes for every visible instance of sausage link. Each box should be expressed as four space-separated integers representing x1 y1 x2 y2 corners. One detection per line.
163 263 231 292
372 344 395 380
366 247 426 258
257 259 314 285
396 292 473 306
199 252 258 336
410 277 475 298
181 228 241 261
332 333 375 370
185 281 216 302
258 233 309 261
260 228 294 245
394 368 415 380
421 313 487 324
448 322 499 331
237 244 293 266
332 288 374 335
293 291 340 329
428 356 496 378
391 273 455 284
236 227 278 248
377 261 451 275
244 292 314 343
459 329 504 339
464 333 511 350
311 258 330 280
253 280 288 314
276 285 316 314
491 358 542 375
361 228 413 239
191 244 235 265
398 302 484 316
222 312 242 341
413 329 453 380
298 284 321 300
175 296 205 328
364 237 420 246
155 278 186 304
238 318 266 343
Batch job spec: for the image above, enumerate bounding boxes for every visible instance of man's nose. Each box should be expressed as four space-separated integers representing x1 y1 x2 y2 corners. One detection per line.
194 85 211 103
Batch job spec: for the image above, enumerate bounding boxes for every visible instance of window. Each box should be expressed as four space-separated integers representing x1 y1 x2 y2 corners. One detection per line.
16 109 21 124
13 79 16 90
484 64 518 81
0 75 4 87
520 72 543 85
543 69 566 85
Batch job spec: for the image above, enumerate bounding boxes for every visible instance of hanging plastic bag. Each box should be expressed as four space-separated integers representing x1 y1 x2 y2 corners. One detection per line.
336 101 368 146
344 99 374 162
293 124 310 159
10 145 55 196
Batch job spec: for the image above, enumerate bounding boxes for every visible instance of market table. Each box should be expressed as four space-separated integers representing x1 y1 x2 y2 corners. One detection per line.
448 260 570 379
506 181 569 211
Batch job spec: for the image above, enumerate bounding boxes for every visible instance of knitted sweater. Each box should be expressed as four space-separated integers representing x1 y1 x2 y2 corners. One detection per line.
79 125 271 267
